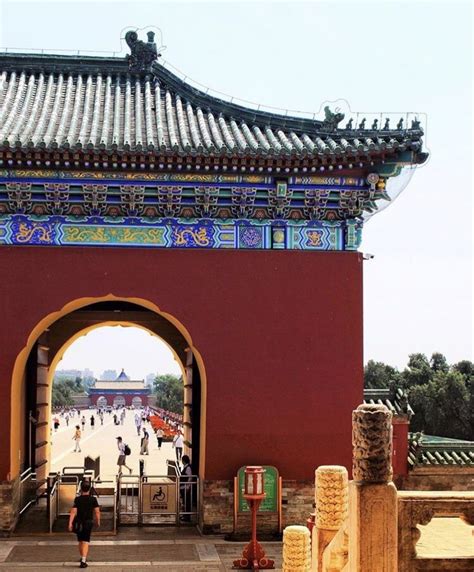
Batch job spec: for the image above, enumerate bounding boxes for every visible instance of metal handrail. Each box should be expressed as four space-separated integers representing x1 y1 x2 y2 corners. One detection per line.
48 481 58 533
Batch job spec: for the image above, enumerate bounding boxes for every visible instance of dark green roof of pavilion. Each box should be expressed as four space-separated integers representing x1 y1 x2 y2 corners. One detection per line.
0 32 428 169
408 433 474 468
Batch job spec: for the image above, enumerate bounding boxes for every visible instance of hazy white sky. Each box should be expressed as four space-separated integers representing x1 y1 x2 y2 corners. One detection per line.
56 326 183 379
1 0 472 370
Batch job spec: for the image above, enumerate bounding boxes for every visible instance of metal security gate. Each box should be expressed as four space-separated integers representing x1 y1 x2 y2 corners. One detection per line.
117 474 199 526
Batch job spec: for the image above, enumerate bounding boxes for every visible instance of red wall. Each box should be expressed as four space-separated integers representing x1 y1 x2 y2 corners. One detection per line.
392 420 409 476
0 246 363 481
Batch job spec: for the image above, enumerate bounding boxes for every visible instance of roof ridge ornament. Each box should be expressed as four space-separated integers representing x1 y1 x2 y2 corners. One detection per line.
125 30 159 73
321 106 345 131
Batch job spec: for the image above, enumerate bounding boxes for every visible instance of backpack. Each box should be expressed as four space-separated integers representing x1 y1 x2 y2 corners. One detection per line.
124 444 131 456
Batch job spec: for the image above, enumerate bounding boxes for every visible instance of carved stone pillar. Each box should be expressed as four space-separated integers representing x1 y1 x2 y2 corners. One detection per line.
312 465 348 571
348 404 397 572
282 525 311 572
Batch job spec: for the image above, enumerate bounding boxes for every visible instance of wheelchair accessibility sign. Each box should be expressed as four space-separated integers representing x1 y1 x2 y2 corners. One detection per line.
142 481 176 514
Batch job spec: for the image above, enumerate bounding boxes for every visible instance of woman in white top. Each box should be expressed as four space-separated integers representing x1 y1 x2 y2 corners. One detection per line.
172 431 184 462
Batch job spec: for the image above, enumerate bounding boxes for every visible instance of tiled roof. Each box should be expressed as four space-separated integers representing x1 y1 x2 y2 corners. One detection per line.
363 387 413 417
408 434 474 467
92 380 146 391
0 52 427 167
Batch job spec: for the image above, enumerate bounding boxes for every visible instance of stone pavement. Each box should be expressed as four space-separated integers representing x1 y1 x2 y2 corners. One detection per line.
0 537 283 571
51 411 173 480
1 518 472 570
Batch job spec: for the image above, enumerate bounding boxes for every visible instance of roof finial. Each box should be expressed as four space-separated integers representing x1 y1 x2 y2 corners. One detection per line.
321 106 345 131
125 29 159 73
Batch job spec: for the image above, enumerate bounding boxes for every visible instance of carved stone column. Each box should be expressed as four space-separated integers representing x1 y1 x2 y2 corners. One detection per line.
312 465 348 571
348 404 397 572
282 525 311 572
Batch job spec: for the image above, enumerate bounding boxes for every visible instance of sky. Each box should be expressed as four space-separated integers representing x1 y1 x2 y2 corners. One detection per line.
55 326 183 379
0 0 472 372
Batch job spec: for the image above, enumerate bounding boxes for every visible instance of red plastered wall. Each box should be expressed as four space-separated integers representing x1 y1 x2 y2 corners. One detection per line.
0 246 363 480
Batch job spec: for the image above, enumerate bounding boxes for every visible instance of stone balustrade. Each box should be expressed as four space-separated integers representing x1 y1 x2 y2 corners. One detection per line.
303 403 474 571
398 490 474 571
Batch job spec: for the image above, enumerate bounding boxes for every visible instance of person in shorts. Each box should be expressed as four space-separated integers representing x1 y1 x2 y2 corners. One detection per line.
116 436 132 475
68 480 100 568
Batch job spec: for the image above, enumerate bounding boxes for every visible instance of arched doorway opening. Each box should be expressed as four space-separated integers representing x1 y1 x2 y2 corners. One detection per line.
14 297 205 492
131 396 143 408
113 395 126 408
96 396 108 408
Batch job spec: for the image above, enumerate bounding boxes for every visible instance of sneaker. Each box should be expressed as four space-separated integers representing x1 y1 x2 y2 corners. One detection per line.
79 562 88 568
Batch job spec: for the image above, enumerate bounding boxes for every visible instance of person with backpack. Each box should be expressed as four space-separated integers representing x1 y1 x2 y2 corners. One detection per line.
116 436 132 475
68 480 100 568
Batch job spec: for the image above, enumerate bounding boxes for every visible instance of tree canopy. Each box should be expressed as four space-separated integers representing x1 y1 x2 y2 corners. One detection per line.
153 374 183 414
364 353 473 441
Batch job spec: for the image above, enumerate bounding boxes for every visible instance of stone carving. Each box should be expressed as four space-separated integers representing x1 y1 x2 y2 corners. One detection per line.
125 30 159 73
352 403 393 483
315 465 349 530
282 525 311 572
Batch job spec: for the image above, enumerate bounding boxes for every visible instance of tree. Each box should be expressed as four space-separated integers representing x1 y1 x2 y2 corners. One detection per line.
401 353 432 387
364 360 400 389
154 374 183 414
430 352 449 373
408 371 471 439
52 379 74 407
100 369 117 380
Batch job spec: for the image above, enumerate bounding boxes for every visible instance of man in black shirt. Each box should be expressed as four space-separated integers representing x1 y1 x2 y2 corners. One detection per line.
68 480 100 568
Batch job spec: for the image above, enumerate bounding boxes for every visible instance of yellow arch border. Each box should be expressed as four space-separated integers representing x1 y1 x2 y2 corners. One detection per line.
9 295 207 480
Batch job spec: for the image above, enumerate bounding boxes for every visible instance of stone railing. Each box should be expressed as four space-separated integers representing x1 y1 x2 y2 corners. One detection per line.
282 403 474 572
398 490 474 571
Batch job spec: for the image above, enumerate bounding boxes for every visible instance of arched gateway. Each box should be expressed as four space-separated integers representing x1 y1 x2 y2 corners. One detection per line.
0 30 427 533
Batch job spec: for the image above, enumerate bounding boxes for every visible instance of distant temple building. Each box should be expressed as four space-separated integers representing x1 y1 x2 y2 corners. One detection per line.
88 368 151 407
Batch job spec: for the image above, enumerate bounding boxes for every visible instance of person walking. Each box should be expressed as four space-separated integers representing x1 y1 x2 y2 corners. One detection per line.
53 416 60 432
81 415 86 432
73 425 82 453
90 415 95 430
116 437 132 475
66 414 70 427
140 427 149 455
99 412 104 426
68 480 100 568
172 430 184 462
155 428 164 450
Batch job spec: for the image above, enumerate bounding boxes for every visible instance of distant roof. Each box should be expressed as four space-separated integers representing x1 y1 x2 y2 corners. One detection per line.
116 369 130 381
0 32 428 170
409 433 474 468
92 380 145 391
363 387 413 417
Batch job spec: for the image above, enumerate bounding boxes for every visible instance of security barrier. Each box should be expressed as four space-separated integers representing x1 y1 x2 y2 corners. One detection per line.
117 474 199 525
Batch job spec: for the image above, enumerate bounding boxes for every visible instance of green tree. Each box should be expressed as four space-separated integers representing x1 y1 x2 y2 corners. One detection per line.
52 379 74 407
408 370 471 439
154 374 183 414
430 352 449 373
401 353 433 387
364 360 400 389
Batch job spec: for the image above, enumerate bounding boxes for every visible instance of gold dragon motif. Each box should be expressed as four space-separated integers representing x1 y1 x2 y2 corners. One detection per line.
15 222 53 243
174 227 210 246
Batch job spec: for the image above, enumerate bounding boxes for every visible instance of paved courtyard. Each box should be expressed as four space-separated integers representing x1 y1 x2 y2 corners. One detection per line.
51 411 174 480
